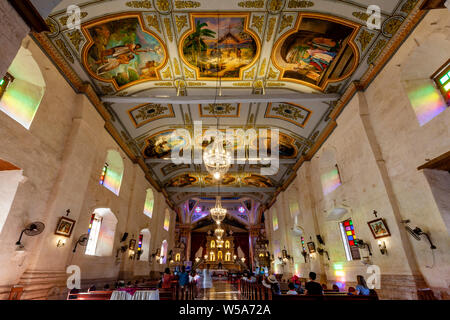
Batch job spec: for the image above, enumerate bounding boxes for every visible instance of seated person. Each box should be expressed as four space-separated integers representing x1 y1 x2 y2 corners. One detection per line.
305 272 323 295
356 275 371 296
332 284 340 292
247 272 257 283
286 282 298 295
263 275 281 295
347 286 356 295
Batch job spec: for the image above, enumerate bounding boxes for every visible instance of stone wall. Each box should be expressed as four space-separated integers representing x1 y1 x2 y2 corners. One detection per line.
0 36 175 300
268 9 450 300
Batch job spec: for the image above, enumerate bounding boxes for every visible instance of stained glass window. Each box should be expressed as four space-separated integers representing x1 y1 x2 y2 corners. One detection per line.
86 213 102 256
339 218 360 261
432 59 450 106
0 73 14 100
99 163 108 186
137 233 143 260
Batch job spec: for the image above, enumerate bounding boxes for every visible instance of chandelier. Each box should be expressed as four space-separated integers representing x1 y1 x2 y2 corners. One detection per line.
203 133 231 180
210 196 227 224
214 226 225 239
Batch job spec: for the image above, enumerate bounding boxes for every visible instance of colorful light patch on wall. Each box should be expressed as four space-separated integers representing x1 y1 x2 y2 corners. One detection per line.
238 206 246 214
102 166 123 195
289 199 300 217
321 166 342 195
0 78 44 129
143 189 154 218
195 206 202 213
272 209 279 231
163 210 170 231
405 79 447 126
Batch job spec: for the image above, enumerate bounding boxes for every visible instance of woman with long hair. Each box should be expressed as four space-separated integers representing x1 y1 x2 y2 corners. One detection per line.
356 275 371 296
161 267 173 289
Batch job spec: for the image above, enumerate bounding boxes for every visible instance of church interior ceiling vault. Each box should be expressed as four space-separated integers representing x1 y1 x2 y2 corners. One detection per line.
37 0 425 210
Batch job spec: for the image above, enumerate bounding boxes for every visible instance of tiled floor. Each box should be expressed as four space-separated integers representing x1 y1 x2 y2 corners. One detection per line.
198 280 240 300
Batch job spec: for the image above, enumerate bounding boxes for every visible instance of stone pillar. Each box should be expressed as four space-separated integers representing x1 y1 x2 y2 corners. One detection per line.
17 94 104 299
249 226 260 271
0 0 30 77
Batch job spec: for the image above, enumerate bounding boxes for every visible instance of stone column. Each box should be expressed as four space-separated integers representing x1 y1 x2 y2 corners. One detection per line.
17 94 104 299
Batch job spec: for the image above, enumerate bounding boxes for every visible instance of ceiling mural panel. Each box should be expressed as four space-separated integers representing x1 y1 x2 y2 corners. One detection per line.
38 0 426 208
180 13 260 80
272 13 360 91
265 102 312 127
199 103 240 117
81 14 168 90
128 103 175 127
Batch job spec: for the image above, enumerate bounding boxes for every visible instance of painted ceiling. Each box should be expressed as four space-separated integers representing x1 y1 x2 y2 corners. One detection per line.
39 0 423 210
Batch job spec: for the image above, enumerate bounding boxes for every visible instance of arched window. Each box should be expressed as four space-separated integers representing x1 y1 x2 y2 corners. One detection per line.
218 251 223 260
143 189 154 218
163 208 170 231
0 159 22 234
137 229 151 261
210 251 215 261
0 47 45 129
210 240 215 248
225 252 231 261
225 240 230 249
160 240 168 264
99 150 124 196
320 149 342 196
85 208 118 257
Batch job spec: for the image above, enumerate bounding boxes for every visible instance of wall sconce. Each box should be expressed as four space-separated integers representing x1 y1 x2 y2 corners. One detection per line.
233 254 237 261
317 248 330 260
241 257 246 263
195 257 200 263
378 240 387 255
204 254 208 261
355 239 372 256
56 238 66 248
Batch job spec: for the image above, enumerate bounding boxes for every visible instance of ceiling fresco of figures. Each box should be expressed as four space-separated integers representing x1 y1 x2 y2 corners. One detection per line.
40 0 424 209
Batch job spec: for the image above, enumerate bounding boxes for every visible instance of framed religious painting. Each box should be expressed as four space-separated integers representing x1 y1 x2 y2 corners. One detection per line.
367 218 391 239
129 239 136 250
55 217 76 237
307 241 316 253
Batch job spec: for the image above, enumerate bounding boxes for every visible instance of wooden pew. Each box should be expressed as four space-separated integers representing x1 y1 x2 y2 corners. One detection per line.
67 290 113 300
271 293 379 301
159 287 176 300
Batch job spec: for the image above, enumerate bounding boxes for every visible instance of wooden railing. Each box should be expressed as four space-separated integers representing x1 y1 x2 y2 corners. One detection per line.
239 279 378 301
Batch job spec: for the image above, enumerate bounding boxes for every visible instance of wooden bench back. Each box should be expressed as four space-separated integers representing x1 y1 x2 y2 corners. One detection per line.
67 290 113 300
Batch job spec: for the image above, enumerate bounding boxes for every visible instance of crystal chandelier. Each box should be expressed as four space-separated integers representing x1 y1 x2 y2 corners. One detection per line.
214 226 224 239
210 196 227 224
203 133 231 180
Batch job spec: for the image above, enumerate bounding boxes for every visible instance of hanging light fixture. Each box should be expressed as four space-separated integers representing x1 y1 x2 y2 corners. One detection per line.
210 196 227 224
203 134 231 180
214 226 225 239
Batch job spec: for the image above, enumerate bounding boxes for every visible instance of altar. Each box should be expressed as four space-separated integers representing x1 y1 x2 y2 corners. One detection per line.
211 269 227 278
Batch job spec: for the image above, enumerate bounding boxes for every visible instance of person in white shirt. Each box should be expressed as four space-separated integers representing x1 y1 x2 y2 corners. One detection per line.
287 282 298 295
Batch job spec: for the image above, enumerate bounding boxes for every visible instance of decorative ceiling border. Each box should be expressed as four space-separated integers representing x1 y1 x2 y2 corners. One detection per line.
264 102 312 127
